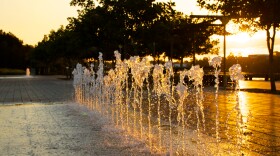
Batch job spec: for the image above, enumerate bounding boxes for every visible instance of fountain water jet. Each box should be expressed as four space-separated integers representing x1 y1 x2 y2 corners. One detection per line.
229 64 245 154
152 64 164 149
175 70 189 154
72 52 252 155
209 56 222 152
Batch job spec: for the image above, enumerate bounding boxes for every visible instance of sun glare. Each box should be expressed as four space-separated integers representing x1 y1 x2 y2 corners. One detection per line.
212 21 265 57
227 32 260 57
228 32 251 45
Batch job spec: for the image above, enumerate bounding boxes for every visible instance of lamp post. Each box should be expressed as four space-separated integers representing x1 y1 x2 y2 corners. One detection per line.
221 16 230 89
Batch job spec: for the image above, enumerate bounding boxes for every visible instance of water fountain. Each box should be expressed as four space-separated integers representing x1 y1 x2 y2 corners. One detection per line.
209 56 222 153
72 52 249 155
26 68 31 76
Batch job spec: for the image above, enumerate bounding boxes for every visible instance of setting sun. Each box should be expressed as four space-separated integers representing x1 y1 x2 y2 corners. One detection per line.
211 21 270 57
226 30 271 57
227 32 254 56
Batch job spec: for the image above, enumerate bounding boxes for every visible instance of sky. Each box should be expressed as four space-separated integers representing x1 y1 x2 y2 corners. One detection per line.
0 0 78 45
0 0 279 57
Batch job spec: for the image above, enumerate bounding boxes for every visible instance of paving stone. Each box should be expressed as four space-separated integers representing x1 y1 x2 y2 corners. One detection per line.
0 76 151 155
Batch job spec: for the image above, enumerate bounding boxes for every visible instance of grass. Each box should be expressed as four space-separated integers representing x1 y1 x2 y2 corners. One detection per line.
0 68 25 75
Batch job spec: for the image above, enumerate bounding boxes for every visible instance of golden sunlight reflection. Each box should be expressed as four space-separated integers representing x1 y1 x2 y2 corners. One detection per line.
239 80 246 89
238 92 249 123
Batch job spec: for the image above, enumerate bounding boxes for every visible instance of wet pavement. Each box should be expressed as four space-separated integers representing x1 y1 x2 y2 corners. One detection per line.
0 76 151 156
0 76 280 155
239 80 280 90
202 89 280 155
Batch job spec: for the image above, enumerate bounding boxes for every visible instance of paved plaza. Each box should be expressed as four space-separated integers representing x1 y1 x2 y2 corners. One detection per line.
0 75 279 155
202 89 280 155
0 76 73 105
0 76 151 156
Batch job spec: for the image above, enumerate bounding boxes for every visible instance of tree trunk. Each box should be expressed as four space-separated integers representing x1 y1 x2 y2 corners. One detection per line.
266 25 276 92
269 52 276 92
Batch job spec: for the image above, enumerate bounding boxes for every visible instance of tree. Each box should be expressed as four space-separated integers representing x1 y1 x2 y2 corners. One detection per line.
0 30 32 69
197 0 280 92
66 0 218 64
31 25 85 74
69 0 178 59
184 20 219 65
98 0 170 58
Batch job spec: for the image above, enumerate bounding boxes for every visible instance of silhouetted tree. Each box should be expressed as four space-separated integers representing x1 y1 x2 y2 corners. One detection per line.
69 0 218 61
0 30 32 69
31 26 84 74
31 0 220 74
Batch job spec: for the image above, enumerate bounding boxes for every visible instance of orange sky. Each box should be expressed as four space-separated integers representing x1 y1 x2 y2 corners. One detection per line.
0 0 279 57
0 0 78 45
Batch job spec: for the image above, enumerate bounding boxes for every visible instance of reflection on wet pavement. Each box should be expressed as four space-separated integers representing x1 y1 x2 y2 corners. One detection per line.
240 80 280 90
203 88 280 155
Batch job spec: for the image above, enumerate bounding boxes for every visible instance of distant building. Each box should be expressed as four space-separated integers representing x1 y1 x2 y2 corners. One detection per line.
248 51 280 59
245 51 280 73
248 54 268 60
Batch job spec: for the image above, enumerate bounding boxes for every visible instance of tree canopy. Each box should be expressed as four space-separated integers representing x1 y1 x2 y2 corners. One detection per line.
0 30 32 69
31 0 219 74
